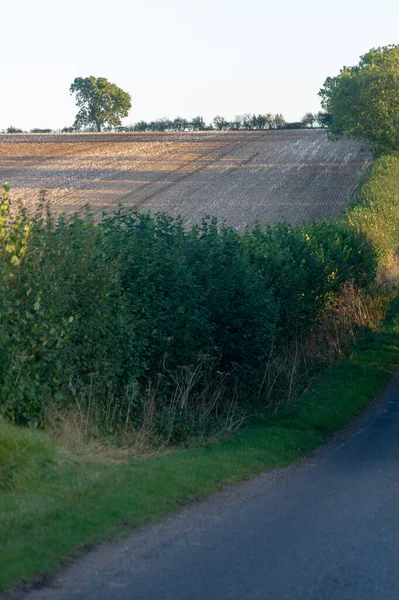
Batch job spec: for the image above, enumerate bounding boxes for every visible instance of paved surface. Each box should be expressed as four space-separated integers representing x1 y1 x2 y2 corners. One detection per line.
0 130 371 229
9 370 399 600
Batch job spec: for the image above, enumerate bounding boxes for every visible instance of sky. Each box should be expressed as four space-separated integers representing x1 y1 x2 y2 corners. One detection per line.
1 0 398 130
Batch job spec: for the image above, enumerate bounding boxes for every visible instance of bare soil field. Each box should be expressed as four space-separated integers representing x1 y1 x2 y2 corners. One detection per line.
0 130 372 230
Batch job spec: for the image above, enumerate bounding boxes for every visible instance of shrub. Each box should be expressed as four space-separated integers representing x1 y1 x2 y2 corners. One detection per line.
0 181 381 438
6 126 24 134
30 128 53 134
346 155 399 262
241 220 376 344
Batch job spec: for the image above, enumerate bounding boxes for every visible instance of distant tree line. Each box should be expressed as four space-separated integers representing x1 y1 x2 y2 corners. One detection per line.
1 112 331 134
2 126 54 134
117 111 330 132
124 113 286 132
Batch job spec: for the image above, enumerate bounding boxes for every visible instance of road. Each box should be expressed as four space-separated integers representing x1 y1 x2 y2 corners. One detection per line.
13 370 399 600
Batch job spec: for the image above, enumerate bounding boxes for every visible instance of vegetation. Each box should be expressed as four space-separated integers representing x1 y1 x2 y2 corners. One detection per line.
319 45 399 153
3 46 399 591
2 293 399 591
119 112 322 133
347 155 399 261
6 125 24 134
0 182 379 441
3 145 399 442
1 112 328 134
30 128 53 134
2 58 399 447
300 111 330 128
70 76 132 132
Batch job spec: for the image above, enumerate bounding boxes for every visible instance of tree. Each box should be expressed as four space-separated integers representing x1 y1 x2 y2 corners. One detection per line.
319 45 399 153
252 114 268 129
6 126 24 133
70 76 131 132
273 113 286 129
316 111 332 128
231 116 243 130
301 112 317 128
242 113 254 130
172 116 189 131
149 118 170 132
265 113 274 129
213 115 229 130
190 116 206 131
134 120 149 132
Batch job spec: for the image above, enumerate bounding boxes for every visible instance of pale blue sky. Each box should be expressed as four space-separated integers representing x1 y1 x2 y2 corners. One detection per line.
1 0 398 130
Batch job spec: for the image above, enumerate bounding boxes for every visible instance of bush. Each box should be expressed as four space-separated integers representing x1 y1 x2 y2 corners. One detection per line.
346 155 399 262
284 122 303 130
241 221 376 344
0 182 380 437
30 128 53 134
6 126 24 134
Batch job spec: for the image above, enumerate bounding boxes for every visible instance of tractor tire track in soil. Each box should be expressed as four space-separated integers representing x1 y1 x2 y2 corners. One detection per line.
0 130 372 229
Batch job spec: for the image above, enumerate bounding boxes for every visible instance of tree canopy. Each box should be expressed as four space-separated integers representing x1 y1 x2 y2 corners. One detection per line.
319 45 399 153
70 76 131 132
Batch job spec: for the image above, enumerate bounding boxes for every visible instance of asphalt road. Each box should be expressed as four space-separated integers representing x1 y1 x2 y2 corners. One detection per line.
13 371 399 600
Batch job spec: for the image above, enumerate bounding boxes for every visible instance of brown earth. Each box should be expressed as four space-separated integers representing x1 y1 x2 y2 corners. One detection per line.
0 130 372 230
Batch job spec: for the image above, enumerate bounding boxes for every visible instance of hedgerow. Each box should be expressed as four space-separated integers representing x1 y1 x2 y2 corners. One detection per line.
0 178 381 440
346 154 399 262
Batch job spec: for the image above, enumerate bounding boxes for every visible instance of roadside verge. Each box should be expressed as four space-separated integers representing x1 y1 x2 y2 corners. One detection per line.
2 294 399 593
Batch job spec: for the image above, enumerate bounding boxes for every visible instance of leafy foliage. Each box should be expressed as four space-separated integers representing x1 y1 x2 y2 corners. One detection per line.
70 76 132 132
0 182 379 436
301 112 317 128
241 221 376 345
346 154 399 260
6 126 24 134
319 45 399 153
120 112 291 133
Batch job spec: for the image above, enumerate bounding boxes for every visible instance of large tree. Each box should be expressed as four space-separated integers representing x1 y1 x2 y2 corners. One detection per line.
70 76 131 132
319 45 399 153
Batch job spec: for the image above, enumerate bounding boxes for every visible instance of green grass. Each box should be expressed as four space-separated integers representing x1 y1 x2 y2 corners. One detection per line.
2 297 399 592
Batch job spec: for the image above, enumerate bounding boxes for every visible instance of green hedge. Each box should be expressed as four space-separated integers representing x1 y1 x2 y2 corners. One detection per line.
346 154 399 261
0 181 379 436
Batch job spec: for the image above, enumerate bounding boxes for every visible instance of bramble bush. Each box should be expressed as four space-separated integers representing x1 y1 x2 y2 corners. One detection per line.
0 181 381 438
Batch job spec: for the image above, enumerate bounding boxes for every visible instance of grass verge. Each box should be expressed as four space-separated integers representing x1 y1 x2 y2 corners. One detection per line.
1 295 399 592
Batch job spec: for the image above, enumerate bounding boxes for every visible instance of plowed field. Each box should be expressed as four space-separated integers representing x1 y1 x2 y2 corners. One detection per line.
0 130 372 230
